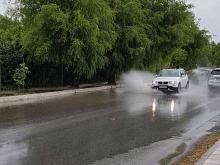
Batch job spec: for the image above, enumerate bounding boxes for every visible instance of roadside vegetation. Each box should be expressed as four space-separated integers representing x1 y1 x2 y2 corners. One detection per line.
0 0 219 91
174 131 220 165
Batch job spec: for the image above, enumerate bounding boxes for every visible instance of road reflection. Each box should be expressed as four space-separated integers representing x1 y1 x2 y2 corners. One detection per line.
123 92 194 121
152 98 156 119
171 99 175 113
0 142 28 165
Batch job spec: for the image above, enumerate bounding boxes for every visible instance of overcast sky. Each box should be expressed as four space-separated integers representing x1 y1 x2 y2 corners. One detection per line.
0 0 220 42
0 0 9 14
187 0 220 42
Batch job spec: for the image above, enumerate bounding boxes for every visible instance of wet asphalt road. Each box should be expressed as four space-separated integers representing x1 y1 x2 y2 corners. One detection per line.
1 78 220 165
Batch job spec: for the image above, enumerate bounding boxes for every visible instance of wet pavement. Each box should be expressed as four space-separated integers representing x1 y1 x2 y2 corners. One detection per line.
1 80 220 165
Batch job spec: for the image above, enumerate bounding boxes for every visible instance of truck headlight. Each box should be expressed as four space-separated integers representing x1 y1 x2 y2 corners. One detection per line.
152 81 158 85
209 75 216 81
169 81 177 86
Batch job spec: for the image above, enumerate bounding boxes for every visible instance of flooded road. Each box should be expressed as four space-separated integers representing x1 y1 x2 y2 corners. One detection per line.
1 84 220 165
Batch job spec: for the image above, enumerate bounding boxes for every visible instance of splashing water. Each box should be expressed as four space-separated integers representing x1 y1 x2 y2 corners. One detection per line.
120 68 214 117
180 69 209 99
121 70 154 93
121 69 212 97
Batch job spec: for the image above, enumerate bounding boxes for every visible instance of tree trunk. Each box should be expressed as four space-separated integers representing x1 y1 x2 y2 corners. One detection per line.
43 67 45 87
0 63 1 92
108 72 116 85
72 78 79 88
61 64 64 87
71 74 79 88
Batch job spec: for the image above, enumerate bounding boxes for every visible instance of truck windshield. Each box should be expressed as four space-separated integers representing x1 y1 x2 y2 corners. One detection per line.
211 70 220 75
158 70 180 77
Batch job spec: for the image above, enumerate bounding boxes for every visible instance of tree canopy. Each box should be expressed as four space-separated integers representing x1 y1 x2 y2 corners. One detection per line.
0 0 217 88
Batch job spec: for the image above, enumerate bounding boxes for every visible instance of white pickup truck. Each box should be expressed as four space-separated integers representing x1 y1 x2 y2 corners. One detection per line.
151 69 189 93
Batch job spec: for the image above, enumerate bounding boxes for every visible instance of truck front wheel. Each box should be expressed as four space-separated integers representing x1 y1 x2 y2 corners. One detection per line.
185 82 189 89
176 83 181 93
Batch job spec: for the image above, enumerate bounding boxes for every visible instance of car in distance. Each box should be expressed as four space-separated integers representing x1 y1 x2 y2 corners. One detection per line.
151 69 189 93
208 68 220 89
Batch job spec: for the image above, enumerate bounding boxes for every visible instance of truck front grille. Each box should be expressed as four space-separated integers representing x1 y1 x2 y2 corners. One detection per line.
158 82 168 85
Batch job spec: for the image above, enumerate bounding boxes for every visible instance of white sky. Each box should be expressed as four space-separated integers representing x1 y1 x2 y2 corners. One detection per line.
187 0 220 42
0 0 8 14
0 0 220 42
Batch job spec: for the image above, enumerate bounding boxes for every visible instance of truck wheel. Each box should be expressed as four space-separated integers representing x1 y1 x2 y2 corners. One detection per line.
176 83 181 93
185 82 189 89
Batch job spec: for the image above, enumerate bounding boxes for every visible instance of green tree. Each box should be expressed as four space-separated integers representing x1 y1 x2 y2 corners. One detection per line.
10 0 213 87
21 1 117 86
210 43 220 67
0 15 22 88
21 4 68 86
170 48 187 68
105 0 150 83
13 62 30 89
143 0 211 71
66 0 117 84
22 4 68 64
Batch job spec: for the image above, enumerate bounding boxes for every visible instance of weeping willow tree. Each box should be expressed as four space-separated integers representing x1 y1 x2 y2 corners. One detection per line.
0 15 22 89
0 0 212 87
105 0 151 83
142 0 211 72
66 0 117 83
20 0 117 85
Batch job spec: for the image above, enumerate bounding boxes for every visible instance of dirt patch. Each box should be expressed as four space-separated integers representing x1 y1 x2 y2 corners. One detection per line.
160 143 187 165
174 131 220 165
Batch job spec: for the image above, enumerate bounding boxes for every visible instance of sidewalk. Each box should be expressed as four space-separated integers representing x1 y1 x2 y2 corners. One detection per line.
196 140 220 165
0 85 121 108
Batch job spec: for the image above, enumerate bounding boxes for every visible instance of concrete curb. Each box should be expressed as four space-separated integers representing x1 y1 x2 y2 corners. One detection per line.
0 85 120 108
196 140 220 165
